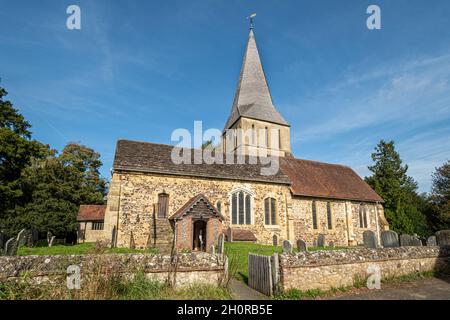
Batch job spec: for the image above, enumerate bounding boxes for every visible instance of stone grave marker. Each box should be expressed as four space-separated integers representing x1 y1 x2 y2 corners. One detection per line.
25 230 34 247
49 236 56 247
47 231 53 246
210 245 215 254
400 234 414 247
282 240 293 254
329 241 335 248
381 230 399 248
218 234 225 254
5 238 18 256
436 230 450 246
32 229 39 242
411 236 423 247
16 229 28 247
427 236 437 246
317 234 325 247
296 239 307 252
272 234 278 247
363 230 377 249
111 225 117 248
0 232 5 251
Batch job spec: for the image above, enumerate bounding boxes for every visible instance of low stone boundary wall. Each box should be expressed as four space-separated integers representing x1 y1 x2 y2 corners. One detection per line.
279 246 450 291
0 253 226 288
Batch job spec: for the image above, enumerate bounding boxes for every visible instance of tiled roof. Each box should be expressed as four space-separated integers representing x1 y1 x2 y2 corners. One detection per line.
224 30 289 130
169 194 224 220
77 205 106 222
113 140 291 185
279 157 384 203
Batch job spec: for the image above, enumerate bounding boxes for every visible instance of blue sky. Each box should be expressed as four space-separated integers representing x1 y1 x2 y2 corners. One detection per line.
1 0 450 192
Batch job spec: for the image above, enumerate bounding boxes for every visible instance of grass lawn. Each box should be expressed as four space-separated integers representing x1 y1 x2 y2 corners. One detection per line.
224 242 347 283
17 242 158 256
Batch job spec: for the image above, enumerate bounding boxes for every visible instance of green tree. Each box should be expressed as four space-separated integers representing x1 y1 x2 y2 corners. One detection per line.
365 140 428 235
427 161 450 231
0 86 47 219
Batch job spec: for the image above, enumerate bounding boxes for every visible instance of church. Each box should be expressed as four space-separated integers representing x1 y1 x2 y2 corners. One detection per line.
78 26 389 251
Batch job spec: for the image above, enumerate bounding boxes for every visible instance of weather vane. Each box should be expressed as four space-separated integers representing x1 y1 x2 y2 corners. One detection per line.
247 13 257 30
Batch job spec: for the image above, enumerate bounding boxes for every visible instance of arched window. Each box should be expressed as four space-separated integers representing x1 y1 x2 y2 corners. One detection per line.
326 202 333 230
359 204 368 228
264 198 277 225
216 201 222 214
312 201 318 230
231 190 252 225
157 193 169 218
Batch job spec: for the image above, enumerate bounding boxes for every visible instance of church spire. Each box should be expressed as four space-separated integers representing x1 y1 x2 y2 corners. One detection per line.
224 22 289 130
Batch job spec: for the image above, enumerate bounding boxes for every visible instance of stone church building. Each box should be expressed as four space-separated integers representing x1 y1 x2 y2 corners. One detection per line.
88 27 389 251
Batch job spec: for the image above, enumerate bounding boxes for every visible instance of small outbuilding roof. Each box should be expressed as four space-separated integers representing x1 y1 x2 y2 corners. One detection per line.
77 205 106 222
170 194 224 221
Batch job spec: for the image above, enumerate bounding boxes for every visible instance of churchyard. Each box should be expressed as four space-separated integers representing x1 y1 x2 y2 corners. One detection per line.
1 229 450 300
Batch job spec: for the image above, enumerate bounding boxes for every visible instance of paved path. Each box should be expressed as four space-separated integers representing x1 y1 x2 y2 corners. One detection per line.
331 276 450 300
229 279 268 300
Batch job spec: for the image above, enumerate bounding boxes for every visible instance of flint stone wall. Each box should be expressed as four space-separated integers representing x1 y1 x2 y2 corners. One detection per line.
0 253 226 288
279 246 450 291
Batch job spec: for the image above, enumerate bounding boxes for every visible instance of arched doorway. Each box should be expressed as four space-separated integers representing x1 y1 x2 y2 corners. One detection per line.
193 220 207 251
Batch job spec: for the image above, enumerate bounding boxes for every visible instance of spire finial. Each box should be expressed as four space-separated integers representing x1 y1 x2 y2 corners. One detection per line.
247 13 257 30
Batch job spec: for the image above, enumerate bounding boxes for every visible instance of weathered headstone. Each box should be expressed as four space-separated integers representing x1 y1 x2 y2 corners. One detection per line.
227 227 233 243
282 240 292 254
47 231 53 246
381 230 399 248
210 245 215 255
218 234 225 255
16 229 28 247
427 236 437 246
296 239 307 252
272 234 278 247
0 232 5 251
317 234 325 247
329 241 335 248
363 230 377 249
400 234 415 247
5 238 18 256
25 230 34 247
411 236 423 247
436 230 450 246
49 236 56 247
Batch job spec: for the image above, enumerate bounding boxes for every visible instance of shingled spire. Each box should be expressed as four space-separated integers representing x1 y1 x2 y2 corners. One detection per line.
224 29 289 130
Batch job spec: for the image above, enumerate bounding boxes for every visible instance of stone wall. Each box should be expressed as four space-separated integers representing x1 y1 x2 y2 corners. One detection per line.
289 198 383 247
278 246 450 291
112 172 290 249
0 253 226 288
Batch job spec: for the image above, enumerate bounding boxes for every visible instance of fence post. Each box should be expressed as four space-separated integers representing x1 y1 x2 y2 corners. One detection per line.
271 253 280 295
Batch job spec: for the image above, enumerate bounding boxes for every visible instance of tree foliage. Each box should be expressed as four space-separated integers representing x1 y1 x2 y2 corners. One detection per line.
0 85 106 238
426 161 450 231
365 140 429 236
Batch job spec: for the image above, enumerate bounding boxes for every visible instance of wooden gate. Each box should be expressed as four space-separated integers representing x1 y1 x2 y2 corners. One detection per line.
248 253 279 296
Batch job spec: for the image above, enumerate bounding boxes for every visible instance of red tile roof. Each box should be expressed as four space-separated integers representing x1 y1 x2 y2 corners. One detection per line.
170 194 224 221
77 205 106 222
280 157 383 203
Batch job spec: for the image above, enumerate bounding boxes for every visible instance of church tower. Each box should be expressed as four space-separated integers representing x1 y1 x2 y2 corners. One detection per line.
222 25 292 157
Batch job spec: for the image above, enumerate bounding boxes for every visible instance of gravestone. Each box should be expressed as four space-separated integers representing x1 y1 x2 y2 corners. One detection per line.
31 229 39 242
218 234 225 255
427 236 437 246
317 234 325 247
329 241 335 248
436 230 450 246
272 234 278 247
210 245 215 255
25 230 34 247
5 238 18 256
282 240 293 254
411 236 423 247
296 239 307 252
49 236 56 247
16 229 28 247
0 232 5 251
363 230 377 249
227 227 233 243
381 230 399 248
47 231 53 246
400 234 415 247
